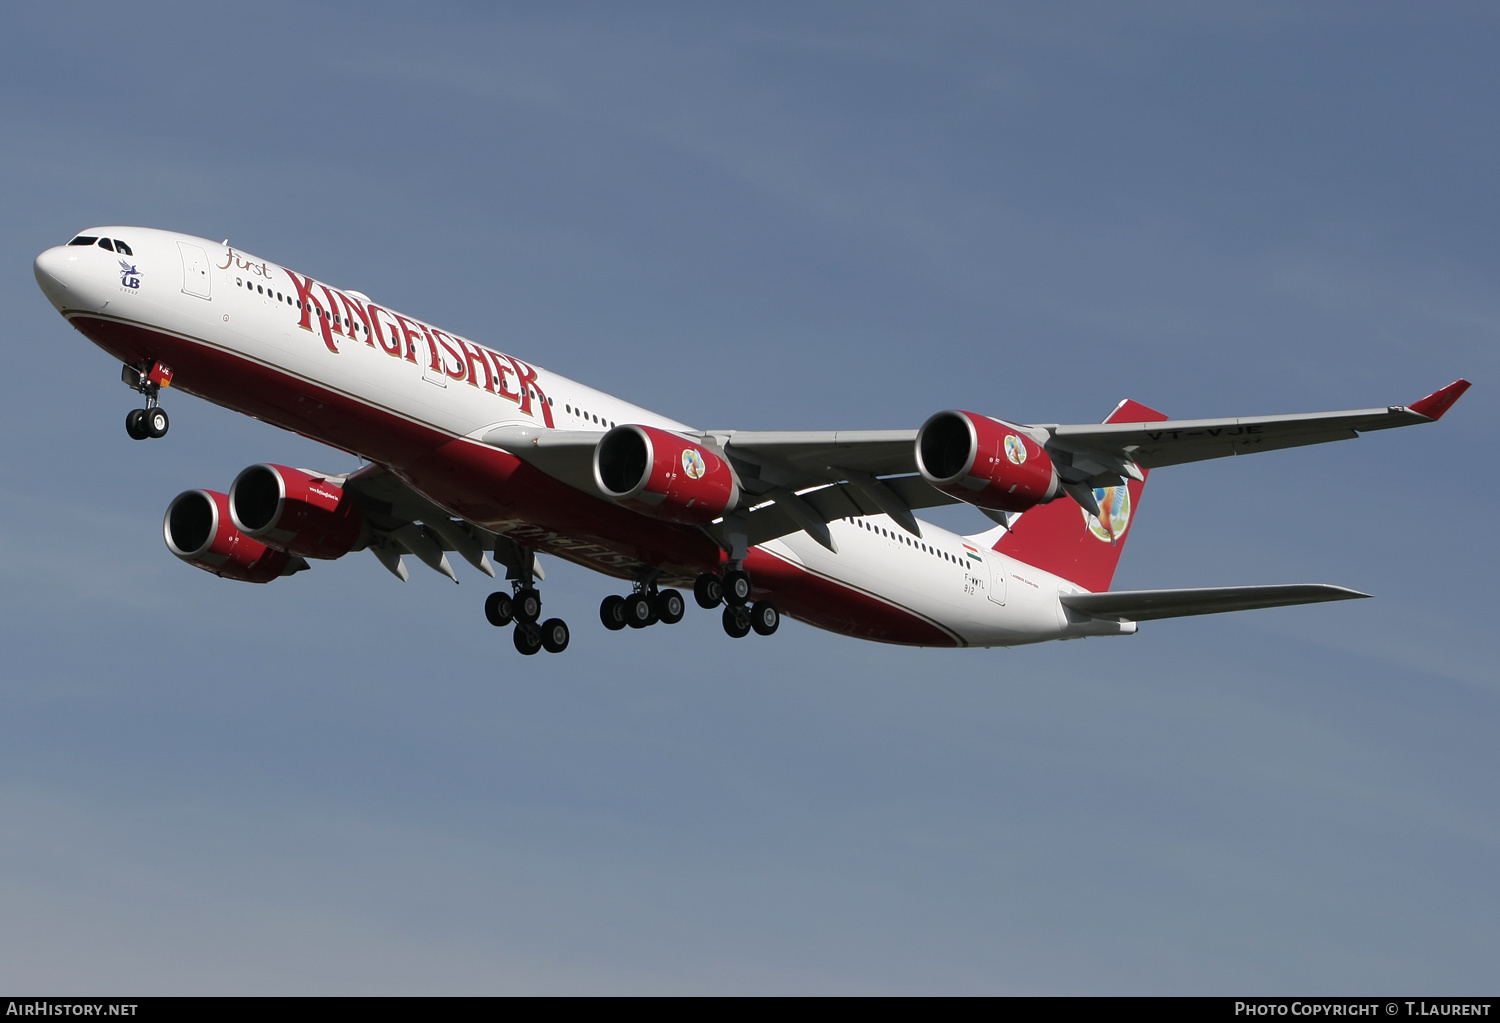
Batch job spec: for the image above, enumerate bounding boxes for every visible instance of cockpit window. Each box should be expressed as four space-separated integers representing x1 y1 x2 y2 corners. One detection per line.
113 240 132 256
97 238 115 252
68 236 98 246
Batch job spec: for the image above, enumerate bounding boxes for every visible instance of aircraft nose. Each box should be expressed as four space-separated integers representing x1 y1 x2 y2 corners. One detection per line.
33 245 75 308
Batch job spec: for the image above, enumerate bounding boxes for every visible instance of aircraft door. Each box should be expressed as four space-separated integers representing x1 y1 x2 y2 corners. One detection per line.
987 551 1008 605
421 335 447 387
177 242 211 299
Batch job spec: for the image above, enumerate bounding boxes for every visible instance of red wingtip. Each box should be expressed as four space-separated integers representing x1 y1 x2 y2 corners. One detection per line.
1408 379 1472 420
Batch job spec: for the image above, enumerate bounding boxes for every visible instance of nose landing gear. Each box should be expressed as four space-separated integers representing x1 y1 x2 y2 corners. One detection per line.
122 362 173 440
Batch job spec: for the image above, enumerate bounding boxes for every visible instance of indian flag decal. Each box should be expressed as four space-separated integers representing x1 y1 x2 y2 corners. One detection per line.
962 542 983 563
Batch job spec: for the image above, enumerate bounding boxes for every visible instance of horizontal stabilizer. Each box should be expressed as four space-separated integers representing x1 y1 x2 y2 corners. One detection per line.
1060 584 1370 622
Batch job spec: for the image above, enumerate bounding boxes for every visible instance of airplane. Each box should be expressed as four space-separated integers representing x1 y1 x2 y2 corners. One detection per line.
33 226 1471 655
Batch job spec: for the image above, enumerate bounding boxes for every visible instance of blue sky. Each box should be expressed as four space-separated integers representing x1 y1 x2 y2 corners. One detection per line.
1 2 1495 993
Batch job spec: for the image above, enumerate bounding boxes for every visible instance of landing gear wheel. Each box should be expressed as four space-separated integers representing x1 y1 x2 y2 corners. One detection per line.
694 573 724 609
750 600 780 636
513 621 542 655
722 604 752 639
600 594 627 631
655 589 685 625
514 587 542 624
625 593 656 629
723 569 752 606
485 591 515 627
540 618 570 653
144 407 169 438
125 409 149 440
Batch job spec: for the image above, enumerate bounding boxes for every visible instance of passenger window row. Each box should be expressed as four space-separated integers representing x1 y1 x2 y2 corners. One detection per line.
232 277 373 337
68 236 133 255
225 273 552 405
847 517 960 564
564 403 615 429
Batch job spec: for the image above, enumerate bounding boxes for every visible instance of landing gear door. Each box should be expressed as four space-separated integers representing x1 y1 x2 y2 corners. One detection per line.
986 551 1007 605
177 242 211 299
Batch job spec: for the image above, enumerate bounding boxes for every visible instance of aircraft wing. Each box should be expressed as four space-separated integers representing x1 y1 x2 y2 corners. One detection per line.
716 430 918 479
708 429 963 546
482 422 962 550
1060 584 1370 621
1043 379 1471 471
478 381 1469 554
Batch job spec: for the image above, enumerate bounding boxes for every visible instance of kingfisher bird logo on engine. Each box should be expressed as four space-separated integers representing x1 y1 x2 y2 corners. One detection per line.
118 260 141 290
681 448 706 479
1004 434 1027 465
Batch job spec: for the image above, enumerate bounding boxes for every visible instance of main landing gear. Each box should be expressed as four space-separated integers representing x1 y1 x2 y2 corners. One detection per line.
599 582 686 632
484 554 568 656
122 361 173 440
694 566 779 640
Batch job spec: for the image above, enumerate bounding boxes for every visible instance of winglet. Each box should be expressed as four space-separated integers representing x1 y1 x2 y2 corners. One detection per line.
1408 379 1471 420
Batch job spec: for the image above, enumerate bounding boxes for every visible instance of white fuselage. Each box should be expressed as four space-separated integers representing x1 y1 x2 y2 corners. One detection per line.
35 226 1125 648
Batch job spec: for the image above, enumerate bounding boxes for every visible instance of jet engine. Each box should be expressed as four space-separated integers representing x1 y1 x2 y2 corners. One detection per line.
594 425 739 525
228 463 363 560
915 410 1061 513
163 489 306 583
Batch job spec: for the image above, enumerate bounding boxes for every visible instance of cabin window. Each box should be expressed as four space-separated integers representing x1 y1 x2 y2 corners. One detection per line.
97 238 114 251
113 240 132 256
68 236 98 246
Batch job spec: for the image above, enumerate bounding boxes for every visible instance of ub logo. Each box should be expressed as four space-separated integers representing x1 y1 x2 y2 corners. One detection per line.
118 260 141 290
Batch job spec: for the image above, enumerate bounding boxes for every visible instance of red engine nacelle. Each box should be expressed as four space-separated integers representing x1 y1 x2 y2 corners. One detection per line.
163 489 305 583
915 410 1061 513
594 425 740 525
228 463 363 560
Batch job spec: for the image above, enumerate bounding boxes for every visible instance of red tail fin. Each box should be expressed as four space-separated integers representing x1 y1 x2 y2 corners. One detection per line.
990 399 1169 592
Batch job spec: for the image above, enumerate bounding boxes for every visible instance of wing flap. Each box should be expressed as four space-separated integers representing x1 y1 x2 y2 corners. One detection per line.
1059 583 1370 622
728 475 960 548
343 464 541 582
